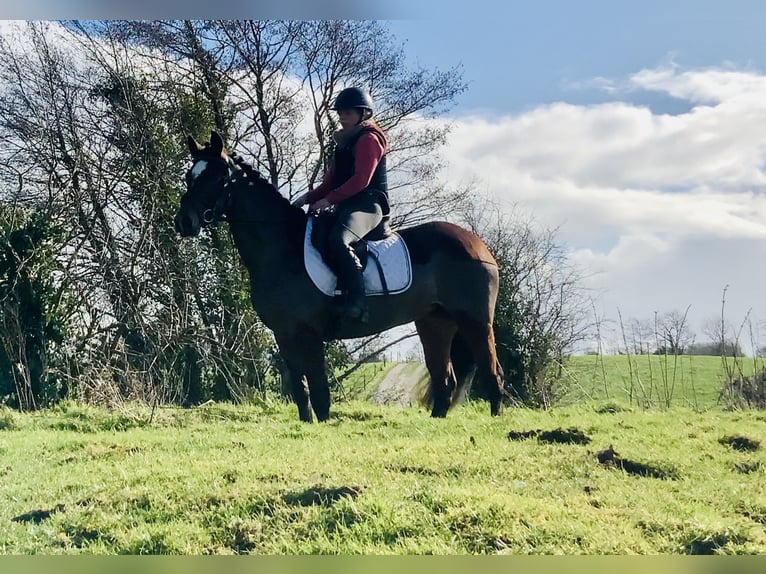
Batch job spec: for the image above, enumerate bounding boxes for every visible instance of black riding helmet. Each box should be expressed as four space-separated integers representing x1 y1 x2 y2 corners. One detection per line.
332 87 374 113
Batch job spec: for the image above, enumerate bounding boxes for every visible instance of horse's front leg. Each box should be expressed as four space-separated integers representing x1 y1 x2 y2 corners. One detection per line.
281 362 313 423
277 333 331 422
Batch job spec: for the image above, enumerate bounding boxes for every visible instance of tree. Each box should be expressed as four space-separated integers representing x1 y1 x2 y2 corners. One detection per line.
0 21 153 403
654 308 693 355
461 200 591 408
0 21 277 407
696 316 744 357
67 20 276 404
0 205 68 409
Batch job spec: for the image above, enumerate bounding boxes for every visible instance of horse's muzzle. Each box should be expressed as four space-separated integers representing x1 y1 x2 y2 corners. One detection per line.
174 211 200 237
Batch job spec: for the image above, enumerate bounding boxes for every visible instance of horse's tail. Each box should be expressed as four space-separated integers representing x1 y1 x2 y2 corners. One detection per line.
416 332 477 410
448 332 477 409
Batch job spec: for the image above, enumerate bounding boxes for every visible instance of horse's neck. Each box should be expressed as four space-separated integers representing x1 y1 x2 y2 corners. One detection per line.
228 185 306 280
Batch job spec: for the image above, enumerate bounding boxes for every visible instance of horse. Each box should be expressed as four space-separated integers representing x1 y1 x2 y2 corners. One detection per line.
174 131 506 422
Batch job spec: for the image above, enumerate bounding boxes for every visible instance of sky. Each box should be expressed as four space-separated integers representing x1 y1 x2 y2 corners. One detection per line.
2 3 765 352
385 2 766 350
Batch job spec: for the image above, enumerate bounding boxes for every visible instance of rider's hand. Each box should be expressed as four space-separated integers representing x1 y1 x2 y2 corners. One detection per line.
291 192 310 208
309 198 332 212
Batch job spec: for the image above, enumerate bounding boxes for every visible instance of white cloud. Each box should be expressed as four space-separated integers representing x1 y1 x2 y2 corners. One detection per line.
629 65 766 104
437 64 766 343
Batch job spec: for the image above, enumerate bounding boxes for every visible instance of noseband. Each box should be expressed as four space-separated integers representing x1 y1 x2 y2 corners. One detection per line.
201 183 232 226
188 156 237 226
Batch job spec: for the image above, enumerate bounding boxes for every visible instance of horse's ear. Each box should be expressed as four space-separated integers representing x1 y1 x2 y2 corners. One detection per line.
210 131 225 156
187 135 202 155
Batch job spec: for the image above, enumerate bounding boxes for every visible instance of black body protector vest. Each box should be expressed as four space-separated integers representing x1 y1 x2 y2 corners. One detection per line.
331 127 389 215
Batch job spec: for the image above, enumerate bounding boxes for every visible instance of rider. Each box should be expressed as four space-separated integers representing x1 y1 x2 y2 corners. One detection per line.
292 87 389 323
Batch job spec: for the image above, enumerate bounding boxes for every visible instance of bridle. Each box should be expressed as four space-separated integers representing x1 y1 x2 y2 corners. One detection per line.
186 156 235 226
186 154 292 227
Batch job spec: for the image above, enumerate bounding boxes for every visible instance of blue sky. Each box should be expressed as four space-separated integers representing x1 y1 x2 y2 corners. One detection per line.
390 1 765 115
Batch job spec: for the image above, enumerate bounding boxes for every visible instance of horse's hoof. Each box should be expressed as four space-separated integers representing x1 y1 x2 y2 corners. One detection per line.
298 405 314 423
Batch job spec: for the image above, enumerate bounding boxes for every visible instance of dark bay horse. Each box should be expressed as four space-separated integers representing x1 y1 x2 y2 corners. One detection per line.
174 131 506 422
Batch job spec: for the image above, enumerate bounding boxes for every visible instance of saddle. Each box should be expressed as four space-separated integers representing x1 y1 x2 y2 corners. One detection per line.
310 212 393 271
304 214 412 298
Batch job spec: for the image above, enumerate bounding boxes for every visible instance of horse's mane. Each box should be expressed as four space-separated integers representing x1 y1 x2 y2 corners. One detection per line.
227 152 304 213
226 151 308 249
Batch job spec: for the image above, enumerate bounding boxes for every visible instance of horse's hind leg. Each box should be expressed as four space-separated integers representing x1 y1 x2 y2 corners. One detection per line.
415 315 458 418
455 316 505 416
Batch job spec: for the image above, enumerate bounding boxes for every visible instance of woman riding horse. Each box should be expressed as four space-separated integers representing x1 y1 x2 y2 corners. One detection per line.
177 123 507 421
292 87 388 323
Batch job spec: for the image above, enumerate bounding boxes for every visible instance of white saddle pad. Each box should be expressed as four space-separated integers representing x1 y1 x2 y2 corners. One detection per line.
304 217 413 297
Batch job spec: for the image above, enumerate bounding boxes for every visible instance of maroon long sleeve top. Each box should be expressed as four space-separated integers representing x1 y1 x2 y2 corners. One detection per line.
305 131 386 205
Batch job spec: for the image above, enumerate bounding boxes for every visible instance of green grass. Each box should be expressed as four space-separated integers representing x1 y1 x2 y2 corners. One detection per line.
338 362 398 400
560 354 761 408
1 400 765 554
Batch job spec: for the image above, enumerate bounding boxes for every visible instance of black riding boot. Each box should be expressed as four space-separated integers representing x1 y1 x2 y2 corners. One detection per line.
334 246 369 323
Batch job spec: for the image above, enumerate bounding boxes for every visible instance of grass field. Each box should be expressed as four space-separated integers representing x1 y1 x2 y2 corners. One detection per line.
341 354 760 409
560 354 762 408
1 397 765 554
338 362 398 401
